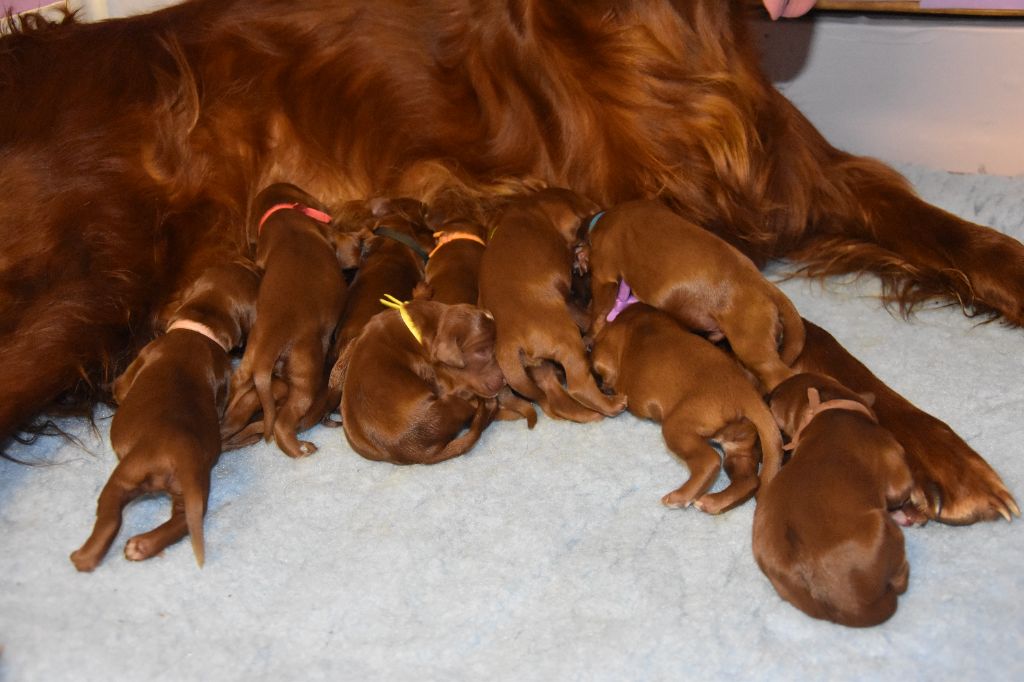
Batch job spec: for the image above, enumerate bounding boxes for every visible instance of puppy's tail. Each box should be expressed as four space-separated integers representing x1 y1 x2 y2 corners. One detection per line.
749 399 785 488
253 368 278 442
496 343 544 404
183 470 210 568
773 287 806 366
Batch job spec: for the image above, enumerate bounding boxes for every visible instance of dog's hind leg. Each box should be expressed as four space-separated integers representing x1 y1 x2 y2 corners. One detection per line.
529 361 605 423
70 467 139 572
659 410 722 510
124 495 190 562
549 331 627 418
694 419 761 515
271 342 324 458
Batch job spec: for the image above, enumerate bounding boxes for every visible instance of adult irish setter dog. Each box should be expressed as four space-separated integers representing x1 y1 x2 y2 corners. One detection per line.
0 0 1018 524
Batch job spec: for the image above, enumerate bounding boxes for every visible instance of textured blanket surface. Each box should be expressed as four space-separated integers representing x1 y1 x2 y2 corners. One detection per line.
1 164 1022 681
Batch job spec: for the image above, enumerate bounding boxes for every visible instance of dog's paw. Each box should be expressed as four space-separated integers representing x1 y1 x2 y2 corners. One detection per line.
69 548 100 573
661 490 695 509
293 440 318 457
124 537 160 562
276 437 319 458
895 412 1020 525
693 481 758 516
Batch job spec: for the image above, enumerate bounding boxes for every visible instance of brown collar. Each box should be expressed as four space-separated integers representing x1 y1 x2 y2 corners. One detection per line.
784 387 877 452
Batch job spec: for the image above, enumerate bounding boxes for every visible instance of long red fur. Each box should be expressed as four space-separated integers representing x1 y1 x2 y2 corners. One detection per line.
0 1 1020 522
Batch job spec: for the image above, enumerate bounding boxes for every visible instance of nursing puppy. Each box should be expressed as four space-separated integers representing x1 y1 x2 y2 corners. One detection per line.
340 299 505 464
753 372 922 627
70 259 260 571
479 188 626 423
591 304 783 513
225 183 357 458
324 197 434 409
587 200 804 393
417 214 539 425
415 216 488 306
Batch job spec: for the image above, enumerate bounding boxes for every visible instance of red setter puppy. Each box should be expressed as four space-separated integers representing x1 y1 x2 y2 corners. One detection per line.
224 183 353 458
754 372 920 627
339 299 505 465
0 0 1018 524
71 258 260 571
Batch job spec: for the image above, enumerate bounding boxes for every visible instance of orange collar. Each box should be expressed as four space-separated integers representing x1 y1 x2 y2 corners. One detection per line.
257 202 332 235
784 387 877 452
428 230 485 258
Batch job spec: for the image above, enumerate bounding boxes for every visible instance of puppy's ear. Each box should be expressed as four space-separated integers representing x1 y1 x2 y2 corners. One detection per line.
332 229 363 270
433 339 465 368
430 308 469 368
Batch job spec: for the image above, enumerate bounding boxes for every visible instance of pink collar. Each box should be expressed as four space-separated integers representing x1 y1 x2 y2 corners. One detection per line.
784 387 878 452
606 279 639 322
166 318 229 352
257 202 332 235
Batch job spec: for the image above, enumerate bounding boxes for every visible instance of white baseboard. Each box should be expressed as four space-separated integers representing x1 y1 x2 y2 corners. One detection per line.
756 13 1024 175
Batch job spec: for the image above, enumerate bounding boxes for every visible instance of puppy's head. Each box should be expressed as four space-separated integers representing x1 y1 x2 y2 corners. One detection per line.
367 196 436 256
368 196 428 223
530 187 601 245
422 303 505 399
768 372 875 439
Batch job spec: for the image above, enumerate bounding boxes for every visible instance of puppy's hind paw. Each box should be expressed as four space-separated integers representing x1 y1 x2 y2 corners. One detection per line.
69 549 101 573
296 440 318 457
661 491 694 509
124 537 160 562
276 435 319 458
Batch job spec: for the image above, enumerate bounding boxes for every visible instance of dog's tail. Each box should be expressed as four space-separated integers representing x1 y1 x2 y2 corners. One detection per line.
253 363 278 442
749 399 785 488
773 287 806 366
496 343 544 404
182 469 210 568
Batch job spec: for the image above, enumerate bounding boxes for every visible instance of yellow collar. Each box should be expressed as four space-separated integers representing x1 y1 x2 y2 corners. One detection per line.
380 294 423 345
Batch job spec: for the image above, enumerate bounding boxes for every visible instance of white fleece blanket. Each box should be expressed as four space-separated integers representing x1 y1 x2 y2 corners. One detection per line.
1 164 1022 681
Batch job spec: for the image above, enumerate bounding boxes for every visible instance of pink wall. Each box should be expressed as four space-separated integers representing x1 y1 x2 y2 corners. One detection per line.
5 1 53 13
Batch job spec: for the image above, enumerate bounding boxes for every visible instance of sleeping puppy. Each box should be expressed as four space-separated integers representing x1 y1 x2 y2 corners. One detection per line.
586 200 804 392
339 299 504 464
753 372 924 627
70 258 260 571
591 303 783 513
478 187 626 423
225 183 358 458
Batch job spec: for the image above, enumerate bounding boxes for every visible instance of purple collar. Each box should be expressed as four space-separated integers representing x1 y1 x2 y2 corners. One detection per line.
606 279 639 322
